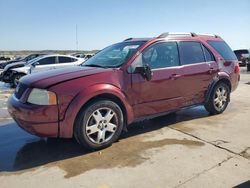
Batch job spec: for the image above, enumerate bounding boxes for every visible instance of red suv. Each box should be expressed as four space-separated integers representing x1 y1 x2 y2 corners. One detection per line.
8 32 240 150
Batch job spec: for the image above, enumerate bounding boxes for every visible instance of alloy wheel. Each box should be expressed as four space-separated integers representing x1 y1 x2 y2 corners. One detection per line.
85 107 118 144
213 86 228 111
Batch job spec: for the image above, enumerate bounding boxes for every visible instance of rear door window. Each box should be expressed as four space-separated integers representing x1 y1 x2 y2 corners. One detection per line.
179 41 205 65
208 41 237 61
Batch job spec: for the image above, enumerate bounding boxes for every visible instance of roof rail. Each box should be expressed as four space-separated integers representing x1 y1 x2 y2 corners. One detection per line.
124 38 133 41
195 33 220 38
157 32 197 38
157 32 219 38
123 37 153 42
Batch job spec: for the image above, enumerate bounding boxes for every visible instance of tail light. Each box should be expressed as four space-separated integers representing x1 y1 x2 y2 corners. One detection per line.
235 63 240 74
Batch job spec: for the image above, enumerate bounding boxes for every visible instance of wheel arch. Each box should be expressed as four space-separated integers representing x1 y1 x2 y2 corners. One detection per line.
12 72 27 86
59 84 134 138
218 78 232 91
73 93 129 133
205 74 232 103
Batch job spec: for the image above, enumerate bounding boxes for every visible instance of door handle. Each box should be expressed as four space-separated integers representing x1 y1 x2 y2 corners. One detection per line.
208 68 214 74
170 74 181 80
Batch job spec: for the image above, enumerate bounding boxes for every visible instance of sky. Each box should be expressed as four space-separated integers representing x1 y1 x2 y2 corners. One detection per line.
0 0 249 51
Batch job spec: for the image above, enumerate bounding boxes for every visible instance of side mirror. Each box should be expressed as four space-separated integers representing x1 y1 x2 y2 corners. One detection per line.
134 64 152 81
32 62 39 67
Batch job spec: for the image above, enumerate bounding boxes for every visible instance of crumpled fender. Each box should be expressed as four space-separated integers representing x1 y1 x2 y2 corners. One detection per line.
59 83 134 138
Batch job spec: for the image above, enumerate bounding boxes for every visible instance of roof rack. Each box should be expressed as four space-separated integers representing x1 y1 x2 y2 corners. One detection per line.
123 37 152 42
157 32 219 38
124 38 133 41
196 33 220 38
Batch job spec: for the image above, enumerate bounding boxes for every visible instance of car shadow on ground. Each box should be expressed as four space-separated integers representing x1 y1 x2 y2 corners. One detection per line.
0 106 209 172
234 180 250 188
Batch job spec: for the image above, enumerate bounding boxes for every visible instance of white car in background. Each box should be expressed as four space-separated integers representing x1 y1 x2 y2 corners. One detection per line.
0 54 85 87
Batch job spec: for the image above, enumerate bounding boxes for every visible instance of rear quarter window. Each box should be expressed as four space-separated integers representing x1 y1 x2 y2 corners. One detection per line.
208 41 237 61
202 45 215 62
59 56 77 63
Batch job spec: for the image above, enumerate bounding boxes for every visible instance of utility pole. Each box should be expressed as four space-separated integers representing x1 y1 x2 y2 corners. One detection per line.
76 24 78 52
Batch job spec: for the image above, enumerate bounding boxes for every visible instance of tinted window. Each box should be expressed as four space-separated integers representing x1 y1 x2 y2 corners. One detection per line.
179 41 205 65
37 57 56 65
208 41 237 61
139 42 179 69
59 56 75 63
202 45 215 62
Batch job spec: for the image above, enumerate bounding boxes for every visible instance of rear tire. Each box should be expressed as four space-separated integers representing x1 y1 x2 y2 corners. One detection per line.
247 63 250 72
74 99 124 150
204 82 230 115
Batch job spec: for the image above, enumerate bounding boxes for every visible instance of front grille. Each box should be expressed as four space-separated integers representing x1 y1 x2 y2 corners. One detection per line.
15 83 28 99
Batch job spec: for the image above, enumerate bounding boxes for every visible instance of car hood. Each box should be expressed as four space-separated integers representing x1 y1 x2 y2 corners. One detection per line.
20 66 111 88
3 61 26 71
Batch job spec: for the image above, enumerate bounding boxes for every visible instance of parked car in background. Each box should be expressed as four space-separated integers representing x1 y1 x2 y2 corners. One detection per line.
72 53 94 60
0 56 11 67
0 56 11 61
234 49 250 66
247 59 250 71
8 32 240 150
0 54 84 87
0 53 45 69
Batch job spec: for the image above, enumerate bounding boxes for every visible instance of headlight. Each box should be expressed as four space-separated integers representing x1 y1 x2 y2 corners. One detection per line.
27 88 57 105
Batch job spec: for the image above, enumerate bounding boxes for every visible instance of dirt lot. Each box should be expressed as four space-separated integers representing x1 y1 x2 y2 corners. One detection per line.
0 68 249 188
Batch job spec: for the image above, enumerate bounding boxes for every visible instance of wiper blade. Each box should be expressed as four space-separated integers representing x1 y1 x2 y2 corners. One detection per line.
84 64 107 68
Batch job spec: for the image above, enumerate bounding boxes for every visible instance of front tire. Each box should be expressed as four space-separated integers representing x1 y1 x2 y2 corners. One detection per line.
74 99 124 150
204 82 230 115
12 74 25 87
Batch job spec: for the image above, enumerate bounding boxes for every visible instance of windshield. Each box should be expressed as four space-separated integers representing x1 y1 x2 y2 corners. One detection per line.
25 56 44 65
83 41 146 68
